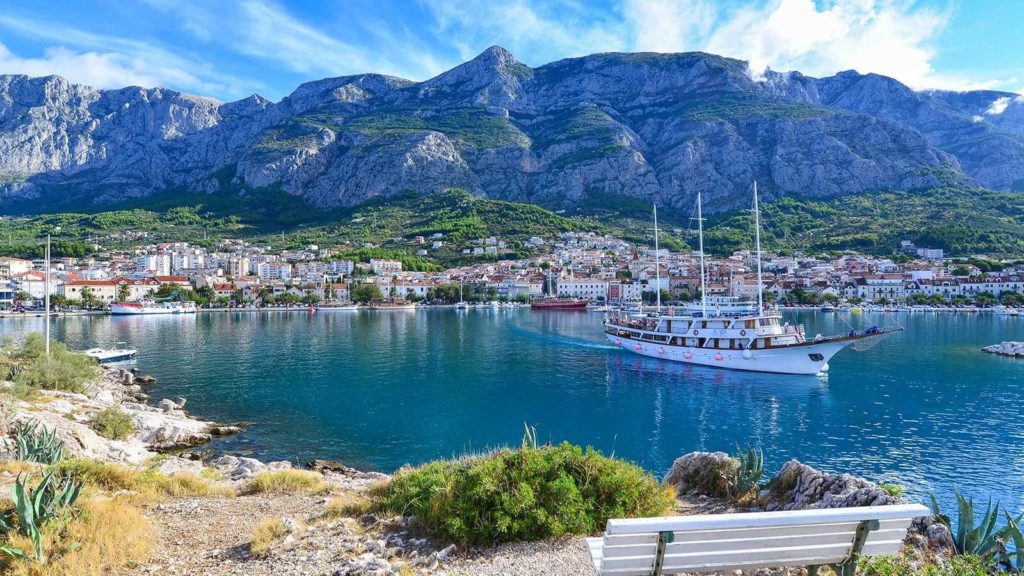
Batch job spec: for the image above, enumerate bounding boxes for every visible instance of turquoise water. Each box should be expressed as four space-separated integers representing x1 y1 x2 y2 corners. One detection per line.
3 309 1023 513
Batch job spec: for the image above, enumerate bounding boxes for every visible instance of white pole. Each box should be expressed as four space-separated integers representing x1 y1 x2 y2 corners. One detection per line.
754 181 764 312
697 191 708 317
653 203 661 311
44 233 51 357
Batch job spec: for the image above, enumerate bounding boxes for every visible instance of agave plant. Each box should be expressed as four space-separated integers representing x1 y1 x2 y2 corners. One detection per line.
998 512 1024 573
727 444 765 499
13 419 65 464
521 422 538 450
0 469 82 562
929 488 1023 560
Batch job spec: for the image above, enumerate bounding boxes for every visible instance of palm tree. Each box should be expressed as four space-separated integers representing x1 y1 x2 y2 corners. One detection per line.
116 283 132 303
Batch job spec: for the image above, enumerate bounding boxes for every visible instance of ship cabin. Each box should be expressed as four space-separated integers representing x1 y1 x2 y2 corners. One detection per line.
605 311 808 352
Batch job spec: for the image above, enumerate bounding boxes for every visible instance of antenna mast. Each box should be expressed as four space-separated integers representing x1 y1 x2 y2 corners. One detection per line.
697 191 708 317
753 181 764 312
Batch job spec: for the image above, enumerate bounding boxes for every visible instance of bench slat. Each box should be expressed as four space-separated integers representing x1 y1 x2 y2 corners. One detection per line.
660 540 905 571
664 528 907 555
605 504 929 535
668 518 910 543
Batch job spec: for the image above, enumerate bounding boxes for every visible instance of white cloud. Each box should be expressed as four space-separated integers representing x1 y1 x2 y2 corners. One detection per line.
0 14 253 98
986 96 1012 115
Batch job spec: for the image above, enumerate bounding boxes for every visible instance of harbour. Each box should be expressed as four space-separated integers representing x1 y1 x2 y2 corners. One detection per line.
3 307 1023 515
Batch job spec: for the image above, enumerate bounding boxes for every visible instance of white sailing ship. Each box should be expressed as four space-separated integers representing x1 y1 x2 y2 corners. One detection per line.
603 183 900 375
110 301 197 315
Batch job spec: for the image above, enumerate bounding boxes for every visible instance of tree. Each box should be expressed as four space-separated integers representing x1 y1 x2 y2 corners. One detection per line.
116 283 132 303
196 285 216 303
301 290 322 305
14 290 32 303
231 289 245 304
951 266 971 277
351 283 383 304
80 286 101 309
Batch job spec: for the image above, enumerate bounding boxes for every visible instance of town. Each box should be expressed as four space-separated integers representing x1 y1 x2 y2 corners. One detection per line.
2 231 1023 311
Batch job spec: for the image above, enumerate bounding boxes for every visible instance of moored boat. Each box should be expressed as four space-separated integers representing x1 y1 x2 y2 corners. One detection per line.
110 301 197 315
530 297 588 310
83 347 137 363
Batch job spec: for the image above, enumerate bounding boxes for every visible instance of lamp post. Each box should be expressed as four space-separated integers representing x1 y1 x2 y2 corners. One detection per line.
44 226 60 357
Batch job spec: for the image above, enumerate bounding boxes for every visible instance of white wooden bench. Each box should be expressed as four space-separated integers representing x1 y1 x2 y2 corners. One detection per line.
586 504 930 576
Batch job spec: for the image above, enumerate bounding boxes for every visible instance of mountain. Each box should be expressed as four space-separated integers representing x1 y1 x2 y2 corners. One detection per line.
2 46 1023 215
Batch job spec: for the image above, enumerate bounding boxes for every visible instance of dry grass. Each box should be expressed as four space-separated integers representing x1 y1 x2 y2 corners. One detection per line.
320 493 372 521
145 473 236 498
241 469 329 495
51 458 234 503
249 518 288 558
2 496 154 576
0 460 40 476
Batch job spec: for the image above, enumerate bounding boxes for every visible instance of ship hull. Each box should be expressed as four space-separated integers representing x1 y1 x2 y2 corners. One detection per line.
605 332 845 375
110 303 197 315
531 301 588 310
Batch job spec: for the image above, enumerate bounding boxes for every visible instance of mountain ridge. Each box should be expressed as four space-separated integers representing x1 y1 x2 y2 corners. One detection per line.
1 46 1022 215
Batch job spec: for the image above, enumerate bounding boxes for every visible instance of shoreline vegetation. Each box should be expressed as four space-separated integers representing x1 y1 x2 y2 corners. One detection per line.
0 334 1015 575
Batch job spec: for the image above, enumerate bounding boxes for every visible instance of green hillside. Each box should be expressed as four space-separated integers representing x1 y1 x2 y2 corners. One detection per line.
2 187 1024 264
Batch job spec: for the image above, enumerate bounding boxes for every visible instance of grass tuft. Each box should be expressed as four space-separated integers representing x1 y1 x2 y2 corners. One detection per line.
241 470 329 495
320 494 371 521
250 518 288 558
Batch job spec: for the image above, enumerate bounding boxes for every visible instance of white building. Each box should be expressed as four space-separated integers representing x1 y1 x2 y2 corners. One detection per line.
369 259 402 276
557 279 608 302
257 261 293 282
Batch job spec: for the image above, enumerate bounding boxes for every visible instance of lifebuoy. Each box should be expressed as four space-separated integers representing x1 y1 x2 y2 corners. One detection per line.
658 347 665 355
740 330 747 337
634 344 642 351
615 339 622 346
684 353 693 359
714 353 724 361
692 330 699 336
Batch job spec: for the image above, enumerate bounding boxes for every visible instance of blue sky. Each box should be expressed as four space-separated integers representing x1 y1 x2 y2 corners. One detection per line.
0 0 1020 102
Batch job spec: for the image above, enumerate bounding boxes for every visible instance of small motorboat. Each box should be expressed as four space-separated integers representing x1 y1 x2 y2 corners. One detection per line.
83 347 138 363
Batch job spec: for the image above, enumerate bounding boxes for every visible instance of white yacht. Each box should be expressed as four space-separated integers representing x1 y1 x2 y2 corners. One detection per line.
83 347 137 363
603 183 900 375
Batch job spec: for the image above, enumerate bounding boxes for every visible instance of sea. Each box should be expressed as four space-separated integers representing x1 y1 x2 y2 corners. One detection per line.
4 308 1023 514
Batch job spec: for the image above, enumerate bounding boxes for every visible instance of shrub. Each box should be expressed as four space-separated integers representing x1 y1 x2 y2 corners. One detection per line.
250 518 287 558
879 482 905 498
12 419 65 464
373 442 675 546
52 459 139 492
241 470 329 495
89 407 136 441
860 553 988 575
143 473 234 498
10 334 99 394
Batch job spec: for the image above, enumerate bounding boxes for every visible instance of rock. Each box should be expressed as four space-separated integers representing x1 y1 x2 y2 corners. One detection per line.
436 544 457 560
94 389 115 404
157 456 204 477
927 522 955 550
174 396 187 408
209 425 242 436
158 399 178 413
767 460 899 510
308 459 358 473
663 452 737 498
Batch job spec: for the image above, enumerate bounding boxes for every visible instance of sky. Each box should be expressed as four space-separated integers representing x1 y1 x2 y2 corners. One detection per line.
0 0 1021 102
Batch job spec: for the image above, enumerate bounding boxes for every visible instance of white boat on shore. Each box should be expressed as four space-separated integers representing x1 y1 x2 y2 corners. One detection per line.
604 183 901 375
110 301 197 315
83 347 137 363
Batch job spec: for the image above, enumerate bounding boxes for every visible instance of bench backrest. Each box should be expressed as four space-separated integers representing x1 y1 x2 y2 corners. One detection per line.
595 504 930 575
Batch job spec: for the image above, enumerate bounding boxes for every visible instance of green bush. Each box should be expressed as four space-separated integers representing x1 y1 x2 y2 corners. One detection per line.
859 553 988 575
373 442 675 545
13 419 65 464
90 407 136 440
9 334 99 393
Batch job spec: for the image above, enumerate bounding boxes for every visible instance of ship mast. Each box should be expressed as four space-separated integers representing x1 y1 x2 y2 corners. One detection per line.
753 181 764 312
653 203 661 311
697 191 708 317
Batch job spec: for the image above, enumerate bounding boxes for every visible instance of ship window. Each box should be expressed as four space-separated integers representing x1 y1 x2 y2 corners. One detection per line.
808 353 825 361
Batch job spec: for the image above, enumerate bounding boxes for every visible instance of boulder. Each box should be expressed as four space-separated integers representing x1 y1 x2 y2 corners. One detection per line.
663 452 738 498
157 456 205 477
157 399 178 413
768 460 899 510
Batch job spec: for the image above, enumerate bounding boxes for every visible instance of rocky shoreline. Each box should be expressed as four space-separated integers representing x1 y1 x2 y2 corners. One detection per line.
1 368 957 575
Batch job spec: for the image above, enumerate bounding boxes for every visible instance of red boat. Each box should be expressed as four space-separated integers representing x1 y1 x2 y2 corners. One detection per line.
530 297 588 310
